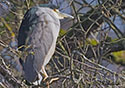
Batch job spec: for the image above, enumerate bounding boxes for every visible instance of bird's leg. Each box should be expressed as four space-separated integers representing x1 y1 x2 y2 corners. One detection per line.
41 66 59 83
32 73 43 85
47 82 50 88
41 66 48 81
38 73 43 84
40 66 50 88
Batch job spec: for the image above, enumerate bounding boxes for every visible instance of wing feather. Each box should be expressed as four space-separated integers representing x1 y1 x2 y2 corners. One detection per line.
17 7 60 82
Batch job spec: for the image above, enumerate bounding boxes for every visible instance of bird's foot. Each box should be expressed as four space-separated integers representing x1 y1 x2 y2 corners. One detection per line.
44 77 59 88
43 75 48 81
46 81 50 88
42 76 50 88
49 77 59 84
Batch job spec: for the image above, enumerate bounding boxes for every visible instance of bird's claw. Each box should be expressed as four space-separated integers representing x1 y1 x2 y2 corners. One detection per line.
49 77 59 84
43 75 48 81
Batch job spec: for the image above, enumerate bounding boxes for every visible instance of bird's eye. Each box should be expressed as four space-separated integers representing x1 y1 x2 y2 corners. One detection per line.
53 9 59 12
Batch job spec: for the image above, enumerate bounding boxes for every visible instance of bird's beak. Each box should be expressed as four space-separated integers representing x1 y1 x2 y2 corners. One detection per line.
53 9 74 19
58 12 74 19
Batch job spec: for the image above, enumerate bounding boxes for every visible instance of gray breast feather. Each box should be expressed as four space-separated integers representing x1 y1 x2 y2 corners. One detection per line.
20 7 60 82
25 8 60 73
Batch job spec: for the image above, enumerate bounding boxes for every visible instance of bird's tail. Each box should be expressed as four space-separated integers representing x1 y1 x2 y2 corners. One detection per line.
19 54 38 83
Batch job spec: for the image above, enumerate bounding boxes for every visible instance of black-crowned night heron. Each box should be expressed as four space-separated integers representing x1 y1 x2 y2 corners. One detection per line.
17 4 73 84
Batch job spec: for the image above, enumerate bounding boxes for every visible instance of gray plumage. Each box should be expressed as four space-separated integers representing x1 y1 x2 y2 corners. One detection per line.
18 5 60 82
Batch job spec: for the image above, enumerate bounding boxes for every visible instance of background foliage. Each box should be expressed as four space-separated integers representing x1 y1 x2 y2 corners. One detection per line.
0 0 125 88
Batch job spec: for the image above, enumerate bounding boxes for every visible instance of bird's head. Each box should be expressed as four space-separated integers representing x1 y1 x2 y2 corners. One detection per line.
52 9 74 19
39 4 74 19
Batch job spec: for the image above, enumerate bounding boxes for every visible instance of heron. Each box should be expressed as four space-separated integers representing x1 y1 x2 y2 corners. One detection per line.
17 4 73 84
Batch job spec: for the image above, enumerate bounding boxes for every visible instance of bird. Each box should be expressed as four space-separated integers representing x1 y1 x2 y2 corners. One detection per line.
17 4 73 84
